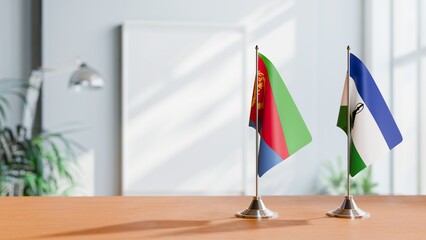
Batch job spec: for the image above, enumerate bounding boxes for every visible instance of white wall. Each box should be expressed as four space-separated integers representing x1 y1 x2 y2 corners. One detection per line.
0 0 32 127
42 0 363 195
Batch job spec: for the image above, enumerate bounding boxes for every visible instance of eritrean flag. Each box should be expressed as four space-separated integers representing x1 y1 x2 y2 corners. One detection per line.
249 53 311 177
337 53 403 177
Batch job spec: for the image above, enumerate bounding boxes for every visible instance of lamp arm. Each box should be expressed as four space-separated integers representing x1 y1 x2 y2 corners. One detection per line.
22 71 43 137
22 61 81 136
35 63 79 76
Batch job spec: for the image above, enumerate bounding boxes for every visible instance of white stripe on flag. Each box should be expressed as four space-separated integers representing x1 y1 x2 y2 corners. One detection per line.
351 81 389 166
340 73 349 106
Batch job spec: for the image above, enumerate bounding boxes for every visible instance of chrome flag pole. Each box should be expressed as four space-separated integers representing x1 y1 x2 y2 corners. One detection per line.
236 45 277 219
256 44 260 199
327 46 369 219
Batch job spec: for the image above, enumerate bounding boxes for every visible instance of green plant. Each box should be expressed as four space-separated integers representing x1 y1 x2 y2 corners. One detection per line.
319 156 378 195
0 78 81 196
0 126 83 196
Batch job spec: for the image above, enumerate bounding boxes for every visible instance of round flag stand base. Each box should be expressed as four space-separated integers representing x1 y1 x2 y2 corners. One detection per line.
327 195 370 219
236 196 278 219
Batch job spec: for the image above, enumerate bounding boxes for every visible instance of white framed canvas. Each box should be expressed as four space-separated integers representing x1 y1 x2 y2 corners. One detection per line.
121 21 248 195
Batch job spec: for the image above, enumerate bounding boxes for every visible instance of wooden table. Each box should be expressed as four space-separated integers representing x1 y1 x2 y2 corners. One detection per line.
1 196 425 239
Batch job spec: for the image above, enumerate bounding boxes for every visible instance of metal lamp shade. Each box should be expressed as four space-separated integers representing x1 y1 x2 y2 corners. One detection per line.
69 63 104 90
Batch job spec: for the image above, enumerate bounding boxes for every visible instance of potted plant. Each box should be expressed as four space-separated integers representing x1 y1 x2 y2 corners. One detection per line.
318 156 378 195
0 79 80 196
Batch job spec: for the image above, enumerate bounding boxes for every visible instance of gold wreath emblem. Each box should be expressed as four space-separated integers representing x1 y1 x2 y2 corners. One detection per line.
251 71 266 109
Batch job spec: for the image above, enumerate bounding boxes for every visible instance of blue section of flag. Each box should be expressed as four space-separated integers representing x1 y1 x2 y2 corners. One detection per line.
350 53 403 149
249 120 263 133
258 139 283 177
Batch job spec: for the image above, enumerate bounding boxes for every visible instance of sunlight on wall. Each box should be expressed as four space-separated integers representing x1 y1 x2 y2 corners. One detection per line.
393 62 418 194
393 0 417 58
422 1 426 47
258 20 295 68
73 149 95 196
173 30 244 79
241 0 294 31
422 58 426 194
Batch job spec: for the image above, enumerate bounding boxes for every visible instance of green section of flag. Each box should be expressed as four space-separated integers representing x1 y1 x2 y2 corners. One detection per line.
350 142 367 177
338 104 367 177
258 53 312 155
337 105 348 133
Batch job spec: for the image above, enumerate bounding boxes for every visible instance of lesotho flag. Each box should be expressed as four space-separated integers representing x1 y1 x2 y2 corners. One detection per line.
337 53 403 177
249 53 311 177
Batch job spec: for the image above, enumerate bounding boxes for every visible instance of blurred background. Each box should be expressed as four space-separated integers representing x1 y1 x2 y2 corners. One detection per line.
0 0 424 196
